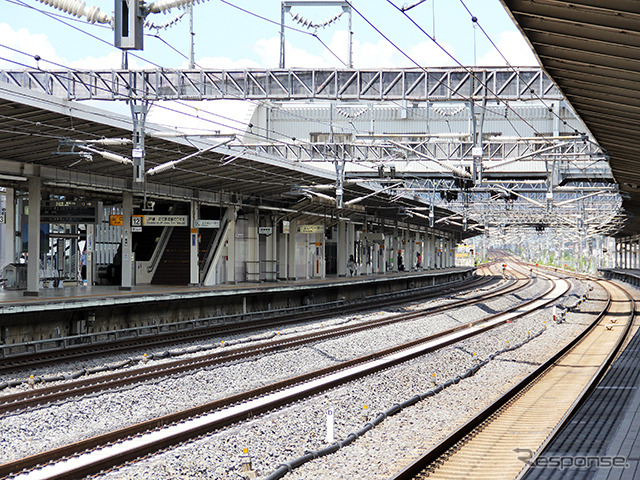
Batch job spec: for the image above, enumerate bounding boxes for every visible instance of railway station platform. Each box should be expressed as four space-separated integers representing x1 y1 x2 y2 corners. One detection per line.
523 280 640 480
600 268 640 288
0 266 475 346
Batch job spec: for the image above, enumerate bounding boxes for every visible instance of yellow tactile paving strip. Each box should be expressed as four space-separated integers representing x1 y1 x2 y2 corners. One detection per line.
424 281 633 480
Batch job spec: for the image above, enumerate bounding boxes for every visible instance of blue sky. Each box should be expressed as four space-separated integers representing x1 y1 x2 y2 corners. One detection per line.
0 0 538 70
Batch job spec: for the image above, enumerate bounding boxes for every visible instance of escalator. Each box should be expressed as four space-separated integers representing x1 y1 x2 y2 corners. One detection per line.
150 226 217 285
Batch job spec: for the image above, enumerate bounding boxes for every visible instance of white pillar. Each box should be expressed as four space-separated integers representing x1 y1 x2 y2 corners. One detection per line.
347 222 355 259
392 228 399 272
266 216 276 281
248 211 259 282
226 209 236 283
2 187 15 269
337 220 347 276
625 240 630 269
189 201 199 285
86 224 95 286
288 219 297 280
320 233 326 279
121 191 133 290
406 230 414 271
25 178 41 296
278 221 288 280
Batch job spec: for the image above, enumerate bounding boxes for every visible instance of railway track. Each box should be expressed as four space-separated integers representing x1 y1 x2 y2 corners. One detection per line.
0 264 525 414
0 265 568 480
0 269 495 373
388 274 635 480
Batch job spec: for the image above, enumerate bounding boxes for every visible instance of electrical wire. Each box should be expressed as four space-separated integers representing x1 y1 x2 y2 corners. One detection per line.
0 56 355 191
332 2 605 224
457 0 581 137
455 0 600 181
217 0 348 68
2 2 595 212
5 0 361 144
369 1 566 148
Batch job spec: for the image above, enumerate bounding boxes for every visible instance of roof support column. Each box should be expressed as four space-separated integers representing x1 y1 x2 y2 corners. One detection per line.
287 219 297 280
407 229 414 271
24 177 40 296
226 208 236 284
120 191 133 290
277 221 288 280
86 223 94 286
392 227 399 272
337 220 347 277
189 200 199 285
265 216 276 282
247 210 259 283
2 187 15 269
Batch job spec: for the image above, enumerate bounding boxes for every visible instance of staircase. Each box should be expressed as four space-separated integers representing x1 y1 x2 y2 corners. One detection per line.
150 226 217 285
151 227 190 285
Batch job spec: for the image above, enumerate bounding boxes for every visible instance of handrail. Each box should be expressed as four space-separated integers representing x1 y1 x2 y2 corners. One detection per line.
146 226 174 274
200 215 230 279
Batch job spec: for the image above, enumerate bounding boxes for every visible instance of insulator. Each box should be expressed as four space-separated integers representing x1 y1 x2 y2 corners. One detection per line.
37 0 110 24
148 0 197 14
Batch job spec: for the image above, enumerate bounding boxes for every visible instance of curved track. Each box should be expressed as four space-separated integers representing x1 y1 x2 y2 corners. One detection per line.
388 273 635 480
0 271 495 372
0 265 566 480
0 264 523 414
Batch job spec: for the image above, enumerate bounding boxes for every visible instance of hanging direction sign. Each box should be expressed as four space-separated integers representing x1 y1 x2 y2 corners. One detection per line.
41 200 102 224
297 224 324 234
109 214 144 227
194 219 220 228
143 215 188 227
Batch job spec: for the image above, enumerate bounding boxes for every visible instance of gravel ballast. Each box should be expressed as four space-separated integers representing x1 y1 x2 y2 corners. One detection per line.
0 275 601 480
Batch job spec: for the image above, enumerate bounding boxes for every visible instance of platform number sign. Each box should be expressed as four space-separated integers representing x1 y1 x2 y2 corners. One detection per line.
131 215 143 232
0 208 5 224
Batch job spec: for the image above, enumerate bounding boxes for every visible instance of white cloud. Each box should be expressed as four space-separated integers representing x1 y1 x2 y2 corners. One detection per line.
0 23 65 68
250 30 461 69
255 37 332 68
477 30 538 67
0 23 143 70
195 56 262 69
68 51 131 70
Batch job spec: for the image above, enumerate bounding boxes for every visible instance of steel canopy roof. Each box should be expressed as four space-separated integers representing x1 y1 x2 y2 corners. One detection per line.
500 0 640 235
0 82 475 236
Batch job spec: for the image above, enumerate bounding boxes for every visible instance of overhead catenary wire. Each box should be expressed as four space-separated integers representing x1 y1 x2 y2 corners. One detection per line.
5 0 361 146
352 0 601 210
3 2 595 216
455 0 599 182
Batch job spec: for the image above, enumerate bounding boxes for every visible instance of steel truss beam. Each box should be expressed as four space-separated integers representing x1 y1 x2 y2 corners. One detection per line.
0 68 561 102
241 137 604 164
355 177 623 236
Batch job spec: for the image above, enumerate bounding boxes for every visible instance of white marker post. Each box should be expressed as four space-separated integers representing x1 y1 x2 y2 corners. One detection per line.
326 408 335 443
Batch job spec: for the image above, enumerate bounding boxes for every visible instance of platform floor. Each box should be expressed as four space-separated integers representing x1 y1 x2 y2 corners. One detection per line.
0 267 473 314
523 282 640 480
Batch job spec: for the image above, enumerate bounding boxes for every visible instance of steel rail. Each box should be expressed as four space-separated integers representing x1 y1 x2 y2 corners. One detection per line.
388 271 633 480
0 267 524 414
0 268 566 480
0 273 490 372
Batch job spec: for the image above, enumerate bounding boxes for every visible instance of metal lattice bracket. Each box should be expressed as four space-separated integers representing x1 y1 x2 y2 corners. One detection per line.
0 68 561 102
